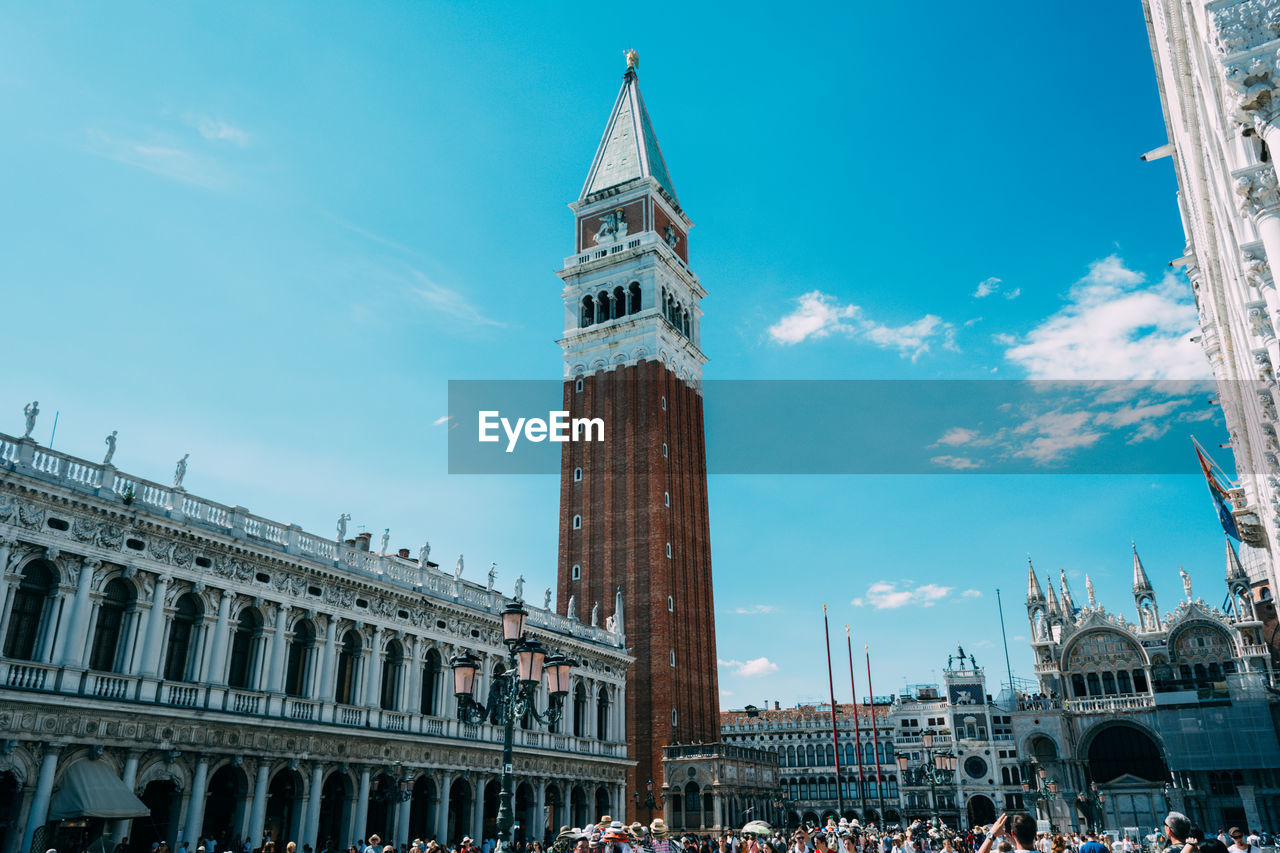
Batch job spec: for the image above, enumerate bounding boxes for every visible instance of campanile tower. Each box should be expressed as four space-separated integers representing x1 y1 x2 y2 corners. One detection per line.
556 54 719 801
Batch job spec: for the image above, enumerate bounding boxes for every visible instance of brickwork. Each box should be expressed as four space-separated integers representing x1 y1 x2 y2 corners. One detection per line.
557 359 719 798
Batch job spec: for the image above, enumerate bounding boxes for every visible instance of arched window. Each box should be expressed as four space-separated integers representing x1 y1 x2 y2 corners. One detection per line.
573 515 582 530
1118 670 1133 694
1102 671 1117 695
227 608 263 690
596 687 610 739
1072 674 1087 697
89 579 134 673
1193 663 1208 683
284 620 315 697
335 630 361 704
572 564 581 580
573 467 583 482
580 295 594 328
628 282 641 314
806 744 817 766
381 639 405 710
163 594 202 682
613 286 626 320
683 309 690 338
886 776 898 797
863 742 874 764
573 683 588 737
596 291 610 324
844 743 857 766
786 745 796 767
825 744 834 766
1133 669 1149 692
667 595 674 612
664 492 670 507
421 648 442 715
666 542 672 558
1086 672 1102 696
4 560 56 661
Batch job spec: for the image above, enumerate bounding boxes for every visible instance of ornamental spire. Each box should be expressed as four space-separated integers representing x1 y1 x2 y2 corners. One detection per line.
1132 541 1153 592
1226 537 1247 580
1045 576 1061 613
1026 556 1045 602
580 55 679 205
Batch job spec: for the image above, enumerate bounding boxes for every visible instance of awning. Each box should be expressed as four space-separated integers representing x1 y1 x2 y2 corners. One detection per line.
49 760 150 820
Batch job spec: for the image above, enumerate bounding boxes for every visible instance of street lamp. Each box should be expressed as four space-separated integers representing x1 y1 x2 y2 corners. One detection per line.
451 600 575 853
895 729 955 823
1022 761 1059 833
1077 782 1107 834
633 779 658 822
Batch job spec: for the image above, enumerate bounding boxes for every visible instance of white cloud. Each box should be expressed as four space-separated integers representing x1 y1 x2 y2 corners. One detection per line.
767 291 955 360
930 455 983 470
962 589 982 598
82 128 224 188
411 270 506 328
992 332 1018 346
721 689 734 696
734 604 777 615
432 415 453 426
974 277 1001 298
1003 255 1207 379
718 657 779 677
1004 288 1022 300
936 427 979 446
191 116 249 147
853 580 954 610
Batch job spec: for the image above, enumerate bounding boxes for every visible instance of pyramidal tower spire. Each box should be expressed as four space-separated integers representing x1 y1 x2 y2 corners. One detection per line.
1026 556 1045 602
1045 576 1061 613
1132 541 1153 592
1226 537 1248 580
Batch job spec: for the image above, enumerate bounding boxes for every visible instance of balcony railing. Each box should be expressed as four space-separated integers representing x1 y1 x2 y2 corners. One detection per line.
1063 694 1154 713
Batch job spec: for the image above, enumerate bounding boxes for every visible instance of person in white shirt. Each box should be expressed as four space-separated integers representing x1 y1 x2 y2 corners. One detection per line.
1227 828 1256 853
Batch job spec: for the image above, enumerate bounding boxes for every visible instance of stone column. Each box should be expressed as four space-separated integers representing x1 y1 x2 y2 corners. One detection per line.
20 746 59 853
268 604 290 693
205 591 232 684
248 761 270 847
435 773 452 845
472 776 487 840
320 616 339 699
397 789 413 847
112 752 141 844
57 557 98 668
1238 785 1262 838
534 780 546 844
185 758 210 844
140 574 172 677
304 763 324 850
37 582 64 663
365 627 384 709
354 767 371 843
405 635 421 715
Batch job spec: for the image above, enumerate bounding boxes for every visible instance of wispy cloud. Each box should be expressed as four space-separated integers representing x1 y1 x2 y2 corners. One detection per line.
930 454 983 470
82 128 225 188
962 589 982 598
1002 255 1207 379
734 604 777 615
936 427 979 447
718 657 779 677
973 277 1020 300
410 269 507 328
189 115 249 147
432 415 454 426
852 580 954 610
767 291 956 360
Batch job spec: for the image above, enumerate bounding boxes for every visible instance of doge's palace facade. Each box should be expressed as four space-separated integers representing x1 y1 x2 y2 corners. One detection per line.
0 428 632 853
1143 0 1280 623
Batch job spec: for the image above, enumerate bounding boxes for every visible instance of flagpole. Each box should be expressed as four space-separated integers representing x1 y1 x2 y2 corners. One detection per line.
823 604 846 818
865 645 886 822
847 627 867 817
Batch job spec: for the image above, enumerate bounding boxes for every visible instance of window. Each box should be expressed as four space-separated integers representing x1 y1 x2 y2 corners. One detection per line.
666 542 672 558
381 639 405 710
661 396 667 411
662 443 668 458
672 709 678 726
596 687 610 739
227 608 263 690
163 594 202 682
284 620 315 697
572 564 581 580
628 282 641 314
670 649 676 666
668 595 674 612
575 377 584 392
664 492 670 507
421 648 442 715
4 560 56 661
572 515 582 530
573 467 583 482
335 630 362 704
89 579 134 673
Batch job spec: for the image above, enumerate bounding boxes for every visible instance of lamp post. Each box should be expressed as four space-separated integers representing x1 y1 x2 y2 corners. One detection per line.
1077 782 1107 834
895 729 956 823
451 601 575 853
1021 763 1059 833
632 779 658 823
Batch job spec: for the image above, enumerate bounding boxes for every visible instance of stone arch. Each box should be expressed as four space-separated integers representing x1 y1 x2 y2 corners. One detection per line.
1168 619 1237 661
1080 721 1168 784
0 744 35 789
265 765 306 843
967 794 996 826
1022 733 1060 763
133 758 188 796
204 762 250 838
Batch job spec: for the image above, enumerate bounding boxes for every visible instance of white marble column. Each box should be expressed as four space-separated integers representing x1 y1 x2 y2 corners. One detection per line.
435 774 452 845
111 752 141 843
248 762 270 847
37 585 64 663
203 590 232 684
20 746 59 853
365 627 384 709
405 636 421 714
303 763 324 850
354 767 372 843
57 557 98 668
396 789 413 847
140 574 172 677
267 604 290 693
534 781 546 844
320 616 339 699
185 758 210 844
471 776 487 840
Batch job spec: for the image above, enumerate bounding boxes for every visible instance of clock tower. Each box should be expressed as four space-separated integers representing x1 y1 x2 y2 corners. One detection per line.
556 55 720 804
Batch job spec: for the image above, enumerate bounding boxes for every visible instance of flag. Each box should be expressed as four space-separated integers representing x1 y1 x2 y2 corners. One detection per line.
1194 441 1240 541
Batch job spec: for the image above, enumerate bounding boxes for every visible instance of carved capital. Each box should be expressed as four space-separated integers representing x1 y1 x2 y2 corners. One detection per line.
1243 243 1274 290
1248 300 1277 341
1213 1 1280 58
1235 164 1280 218
82 557 101 570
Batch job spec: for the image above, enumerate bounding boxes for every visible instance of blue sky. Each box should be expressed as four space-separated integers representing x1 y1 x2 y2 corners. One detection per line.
0 1 1238 706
